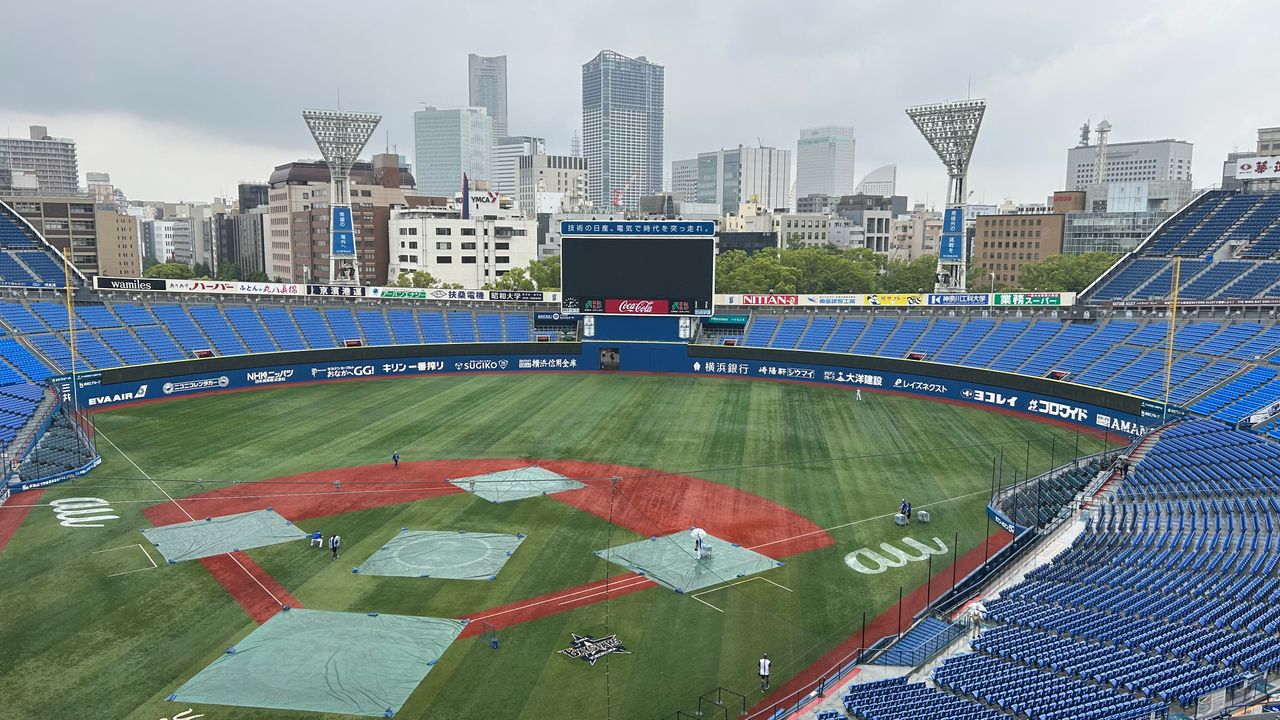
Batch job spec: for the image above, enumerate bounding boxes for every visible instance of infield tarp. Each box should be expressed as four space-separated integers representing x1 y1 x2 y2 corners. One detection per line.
450 465 585 503
140 508 307 563
356 530 524 579
595 531 783 594
170 609 465 717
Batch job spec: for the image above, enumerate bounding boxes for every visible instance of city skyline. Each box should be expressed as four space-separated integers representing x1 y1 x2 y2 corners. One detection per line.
2 0 1278 204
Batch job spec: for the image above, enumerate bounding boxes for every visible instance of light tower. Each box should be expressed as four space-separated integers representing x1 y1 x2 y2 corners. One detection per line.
905 99 986 292
302 109 381 285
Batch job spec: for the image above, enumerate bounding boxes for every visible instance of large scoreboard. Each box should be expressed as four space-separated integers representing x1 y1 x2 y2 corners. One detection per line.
560 221 715 317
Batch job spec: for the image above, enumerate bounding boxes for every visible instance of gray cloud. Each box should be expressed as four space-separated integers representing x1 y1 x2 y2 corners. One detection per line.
3 0 1277 202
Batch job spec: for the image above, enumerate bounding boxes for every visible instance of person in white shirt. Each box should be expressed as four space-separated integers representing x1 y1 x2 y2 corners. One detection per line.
758 653 771 691
329 534 341 560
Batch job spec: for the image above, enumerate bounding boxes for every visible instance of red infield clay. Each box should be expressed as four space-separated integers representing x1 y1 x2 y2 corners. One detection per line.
201 552 304 624
751 528 1015 716
144 458 833 625
539 459 835 558
0 488 44 553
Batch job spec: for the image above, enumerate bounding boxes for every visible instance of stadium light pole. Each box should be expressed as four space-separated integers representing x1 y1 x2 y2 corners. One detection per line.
905 99 986 293
302 109 381 286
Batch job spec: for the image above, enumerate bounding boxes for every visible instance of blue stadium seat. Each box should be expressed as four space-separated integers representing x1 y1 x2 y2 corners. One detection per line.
356 310 394 346
503 313 531 342
256 306 307 351
387 310 423 344
224 306 282 353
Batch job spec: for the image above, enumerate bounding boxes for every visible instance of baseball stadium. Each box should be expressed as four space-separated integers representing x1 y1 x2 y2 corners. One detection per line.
2 182 1280 720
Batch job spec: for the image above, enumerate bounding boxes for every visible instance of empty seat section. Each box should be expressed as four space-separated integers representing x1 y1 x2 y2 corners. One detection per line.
152 305 213 353
256 306 307 350
75 304 120 329
387 310 423 344
1057 321 1138 374
769 317 808 349
0 253 35 283
223 306 281 353
851 317 896 355
961 320 1027 368
71 332 124 369
503 313 531 341
133 326 186 361
26 334 74 372
417 311 448 343
475 313 504 342
188 306 248 355
1074 345 1141 386
324 308 362 344
877 318 927 358
989 321 1060 372
31 302 87 331
910 319 960 358
446 311 477 342
1228 325 1280 361
0 338 51 380
1099 350 1165 393
934 319 995 364
1091 259 1167 300
0 303 49 334
1179 261 1254 299
1168 359 1240 406
795 317 836 351
1020 324 1097 376
742 316 778 347
109 303 158 326
1131 355 1208 399
99 328 156 364
356 310 394 346
1219 262 1280 297
291 307 337 348
822 318 865 353
13 251 68 283
1171 321 1220 352
1199 323 1262 357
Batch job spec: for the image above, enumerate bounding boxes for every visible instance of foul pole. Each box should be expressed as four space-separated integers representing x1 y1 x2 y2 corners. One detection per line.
1162 257 1181 422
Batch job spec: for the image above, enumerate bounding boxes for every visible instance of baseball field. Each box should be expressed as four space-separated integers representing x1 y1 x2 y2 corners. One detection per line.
0 373 1110 719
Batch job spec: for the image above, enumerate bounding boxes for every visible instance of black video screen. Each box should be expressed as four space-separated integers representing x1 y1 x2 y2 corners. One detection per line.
561 236 715 316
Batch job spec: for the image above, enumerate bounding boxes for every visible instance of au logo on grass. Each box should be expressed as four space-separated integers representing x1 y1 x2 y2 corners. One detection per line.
560 633 631 666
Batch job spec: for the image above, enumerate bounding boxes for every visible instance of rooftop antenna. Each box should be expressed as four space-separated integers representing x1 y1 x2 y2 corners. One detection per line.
1092 120 1112 186
1079 120 1091 148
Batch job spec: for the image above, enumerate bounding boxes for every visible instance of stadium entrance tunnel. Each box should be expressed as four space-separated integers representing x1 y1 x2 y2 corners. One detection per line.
69 336 1156 445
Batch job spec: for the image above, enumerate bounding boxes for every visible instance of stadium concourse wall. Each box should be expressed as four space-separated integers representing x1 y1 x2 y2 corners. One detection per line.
59 336 1157 442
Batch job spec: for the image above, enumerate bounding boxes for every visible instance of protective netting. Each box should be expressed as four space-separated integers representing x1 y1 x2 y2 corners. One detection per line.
170 609 466 717
595 531 784 594
450 465 585 503
140 508 307 563
355 530 525 580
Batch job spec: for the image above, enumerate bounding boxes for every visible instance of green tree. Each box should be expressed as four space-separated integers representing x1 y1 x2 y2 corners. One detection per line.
394 270 441 288
717 253 803 294
142 256 159 271
485 267 537 291
526 255 561 290
779 247 877 293
143 262 195 279
1017 252 1120 292
192 262 211 279
244 271 270 282
216 262 241 281
967 263 1007 294
877 255 939 293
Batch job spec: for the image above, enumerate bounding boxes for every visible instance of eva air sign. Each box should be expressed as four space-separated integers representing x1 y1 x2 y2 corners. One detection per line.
994 293 1066 306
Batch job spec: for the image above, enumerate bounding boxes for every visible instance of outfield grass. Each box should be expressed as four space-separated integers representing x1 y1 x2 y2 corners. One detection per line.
0 374 1109 719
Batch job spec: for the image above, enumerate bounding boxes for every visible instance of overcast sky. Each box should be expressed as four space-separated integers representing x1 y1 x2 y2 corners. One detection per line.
3 0 1277 206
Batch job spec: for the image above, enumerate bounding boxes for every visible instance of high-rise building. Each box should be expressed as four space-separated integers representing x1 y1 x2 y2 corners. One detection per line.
1 195 101 273
388 201 537 288
266 155 416 284
796 126 856 199
582 50 664 210
1065 138 1193 190
670 158 698 203
95 211 141 276
414 106 493 196
695 146 791 215
237 182 268 212
517 154 588 218
493 135 545 199
468 54 509 139
855 165 897 197
0 126 80 197
973 213 1066 287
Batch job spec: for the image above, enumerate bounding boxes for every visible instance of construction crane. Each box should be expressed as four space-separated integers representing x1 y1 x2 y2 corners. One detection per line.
611 170 642 208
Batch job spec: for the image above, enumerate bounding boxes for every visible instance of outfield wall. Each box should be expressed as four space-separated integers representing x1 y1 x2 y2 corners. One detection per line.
59 341 1157 438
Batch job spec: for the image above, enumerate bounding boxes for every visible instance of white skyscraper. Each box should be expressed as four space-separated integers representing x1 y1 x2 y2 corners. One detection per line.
671 158 698 202
468 54 508 140
0 125 80 196
492 135 545 199
414 107 493 196
796 126 856 199
582 50 664 210
695 146 792 214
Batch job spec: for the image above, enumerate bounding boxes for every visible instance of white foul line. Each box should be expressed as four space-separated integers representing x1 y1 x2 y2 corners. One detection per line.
96 428 286 610
94 543 159 577
690 575 792 613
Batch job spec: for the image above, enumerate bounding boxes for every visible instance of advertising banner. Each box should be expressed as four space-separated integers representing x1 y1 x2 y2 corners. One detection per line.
732 294 800 306
803 295 866 306
942 207 965 234
703 315 749 325
1233 156 1280 180
604 299 670 314
307 284 366 297
939 234 964 260
928 293 989 306
94 276 168 292
866 293 925 306
331 206 356 257
993 292 1072 306
559 220 716 237
165 279 305 296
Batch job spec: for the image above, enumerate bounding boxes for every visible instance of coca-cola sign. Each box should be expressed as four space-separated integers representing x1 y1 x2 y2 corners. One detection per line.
605 298 670 314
